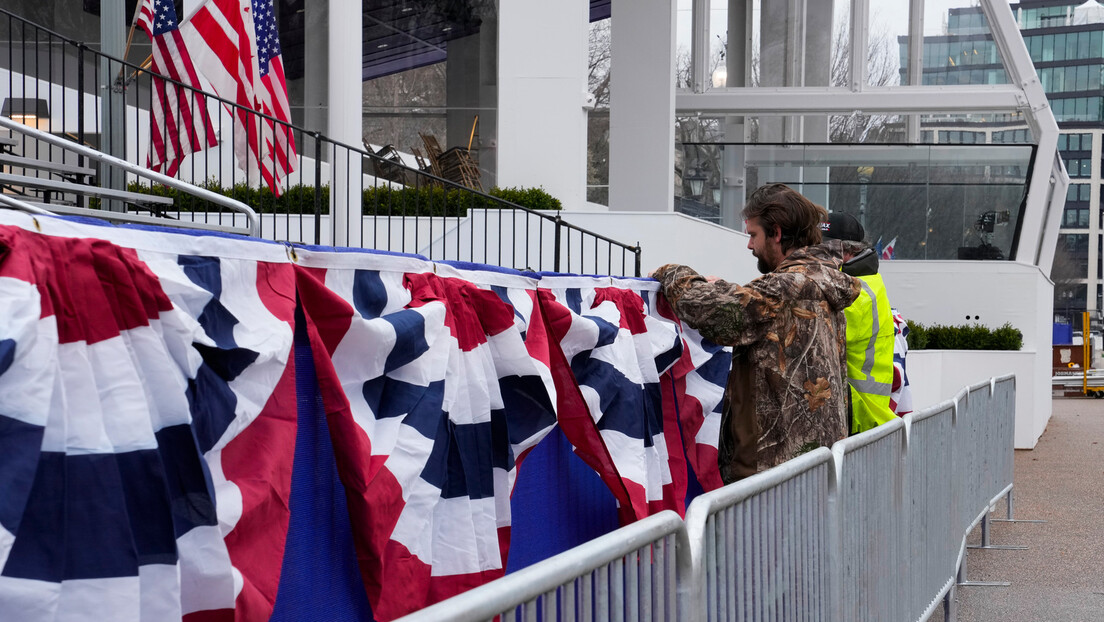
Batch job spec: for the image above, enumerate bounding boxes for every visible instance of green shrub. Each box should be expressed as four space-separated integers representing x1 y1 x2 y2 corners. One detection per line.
906 321 1022 351
488 186 562 211
906 320 928 350
116 180 561 216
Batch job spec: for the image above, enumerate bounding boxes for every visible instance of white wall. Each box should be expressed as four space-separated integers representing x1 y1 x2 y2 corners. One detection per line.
557 210 759 281
608 0 676 213
881 260 1053 448
497 0 590 210
909 350 1041 448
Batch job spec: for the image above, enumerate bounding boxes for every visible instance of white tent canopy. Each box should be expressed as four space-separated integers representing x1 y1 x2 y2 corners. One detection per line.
1073 0 1104 25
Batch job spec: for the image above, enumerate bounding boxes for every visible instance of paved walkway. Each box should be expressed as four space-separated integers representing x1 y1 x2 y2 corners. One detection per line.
933 397 1104 622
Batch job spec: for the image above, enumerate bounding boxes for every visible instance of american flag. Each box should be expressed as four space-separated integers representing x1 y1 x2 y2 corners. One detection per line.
882 236 898 260
137 0 217 176
890 308 913 416
251 0 298 194
180 0 263 188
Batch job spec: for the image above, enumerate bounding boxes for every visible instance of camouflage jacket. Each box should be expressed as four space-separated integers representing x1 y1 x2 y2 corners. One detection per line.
653 242 860 483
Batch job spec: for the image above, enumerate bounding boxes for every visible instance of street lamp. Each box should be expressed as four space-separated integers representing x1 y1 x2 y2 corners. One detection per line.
712 67 727 88
685 167 707 200
856 165 874 231
1 97 49 126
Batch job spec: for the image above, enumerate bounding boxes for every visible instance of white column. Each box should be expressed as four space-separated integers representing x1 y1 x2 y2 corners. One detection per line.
100 0 127 211
498 0 588 208
609 0 676 212
329 0 362 247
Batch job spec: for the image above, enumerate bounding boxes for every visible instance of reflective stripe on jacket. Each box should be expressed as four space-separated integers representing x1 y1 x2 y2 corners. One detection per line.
845 273 897 434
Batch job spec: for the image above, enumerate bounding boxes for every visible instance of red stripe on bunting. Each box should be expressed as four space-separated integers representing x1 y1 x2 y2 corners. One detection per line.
536 290 638 525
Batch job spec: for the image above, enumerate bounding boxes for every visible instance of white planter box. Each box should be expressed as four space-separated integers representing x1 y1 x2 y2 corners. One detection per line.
908 349 1047 449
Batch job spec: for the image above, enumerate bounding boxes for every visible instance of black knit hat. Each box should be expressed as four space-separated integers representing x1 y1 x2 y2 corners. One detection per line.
820 212 865 242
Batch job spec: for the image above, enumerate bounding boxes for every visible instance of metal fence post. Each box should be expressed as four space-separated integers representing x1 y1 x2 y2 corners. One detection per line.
553 213 562 273
313 132 323 245
77 43 85 157
635 244 642 277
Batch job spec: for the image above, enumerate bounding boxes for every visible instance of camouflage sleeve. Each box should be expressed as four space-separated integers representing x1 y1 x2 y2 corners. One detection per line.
651 263 775 347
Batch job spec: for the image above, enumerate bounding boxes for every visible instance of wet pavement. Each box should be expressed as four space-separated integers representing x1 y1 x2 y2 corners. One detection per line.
932 397 1104 622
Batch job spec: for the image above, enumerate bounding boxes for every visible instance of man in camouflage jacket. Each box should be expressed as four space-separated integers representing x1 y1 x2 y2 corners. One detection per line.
652 184 859 483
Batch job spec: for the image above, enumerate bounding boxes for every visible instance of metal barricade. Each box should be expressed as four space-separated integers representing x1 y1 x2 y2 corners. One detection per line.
832 417 909 622
396 376 1018 622
980 376 1017 508
394 510 684 622
904 400 959 620
679 448 835 622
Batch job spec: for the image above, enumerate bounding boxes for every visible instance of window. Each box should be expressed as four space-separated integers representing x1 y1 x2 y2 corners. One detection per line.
1065 157 1092 177
1067 183 1090 201
1064 206 1089 228
1060 234 1090 276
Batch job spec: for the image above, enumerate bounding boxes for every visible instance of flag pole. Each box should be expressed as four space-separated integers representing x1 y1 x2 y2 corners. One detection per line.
116 1 144 84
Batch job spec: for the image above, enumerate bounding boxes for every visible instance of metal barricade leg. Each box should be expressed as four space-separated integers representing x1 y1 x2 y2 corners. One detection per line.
991 489 1045 524
967 514 1028 551
956 546 1011 588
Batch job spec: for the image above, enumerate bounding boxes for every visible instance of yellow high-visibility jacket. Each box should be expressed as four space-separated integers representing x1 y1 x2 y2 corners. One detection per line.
842 259 897 434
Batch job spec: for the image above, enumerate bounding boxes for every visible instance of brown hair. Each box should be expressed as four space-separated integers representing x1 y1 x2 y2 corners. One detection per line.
742 183 827 253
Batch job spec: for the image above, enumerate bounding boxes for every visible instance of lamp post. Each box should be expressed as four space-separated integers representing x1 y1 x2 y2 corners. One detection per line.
856 165 874 231
1 98 50 130
685 167 707 200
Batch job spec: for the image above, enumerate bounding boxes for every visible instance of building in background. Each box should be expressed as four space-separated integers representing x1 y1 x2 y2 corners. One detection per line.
904 0 1104 323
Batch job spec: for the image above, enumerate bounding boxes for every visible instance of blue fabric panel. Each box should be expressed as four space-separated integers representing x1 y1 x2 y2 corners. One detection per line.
421 416 496 500
362 376 444 432
506 427 619 573
3 453 139 581
2 452 64 581
62 454 139 579
271 305 373 622
113 449 178 566
380 310 430 373
187 364 241 454
177 256 222 297
0 413 44 536
0 338 14 376
498 374 557 444
154 424 218 537
352 270 388 319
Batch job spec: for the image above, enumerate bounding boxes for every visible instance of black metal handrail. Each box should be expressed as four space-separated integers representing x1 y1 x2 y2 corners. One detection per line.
0 8 642 276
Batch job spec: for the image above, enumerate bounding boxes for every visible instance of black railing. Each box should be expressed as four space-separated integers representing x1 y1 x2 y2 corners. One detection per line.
0 8 641 276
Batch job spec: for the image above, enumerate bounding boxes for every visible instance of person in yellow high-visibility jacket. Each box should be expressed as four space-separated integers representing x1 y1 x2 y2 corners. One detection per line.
821 212 898 434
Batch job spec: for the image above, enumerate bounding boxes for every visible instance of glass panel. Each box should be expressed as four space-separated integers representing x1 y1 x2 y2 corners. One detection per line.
686 140 1033 260
705 0 730 90
588 18 612 206
677 0 692 88
867 0 907 87
356 0 497 185
911 3 1010 87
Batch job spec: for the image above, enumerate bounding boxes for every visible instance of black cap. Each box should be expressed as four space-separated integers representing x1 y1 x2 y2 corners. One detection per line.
820 212 865 242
